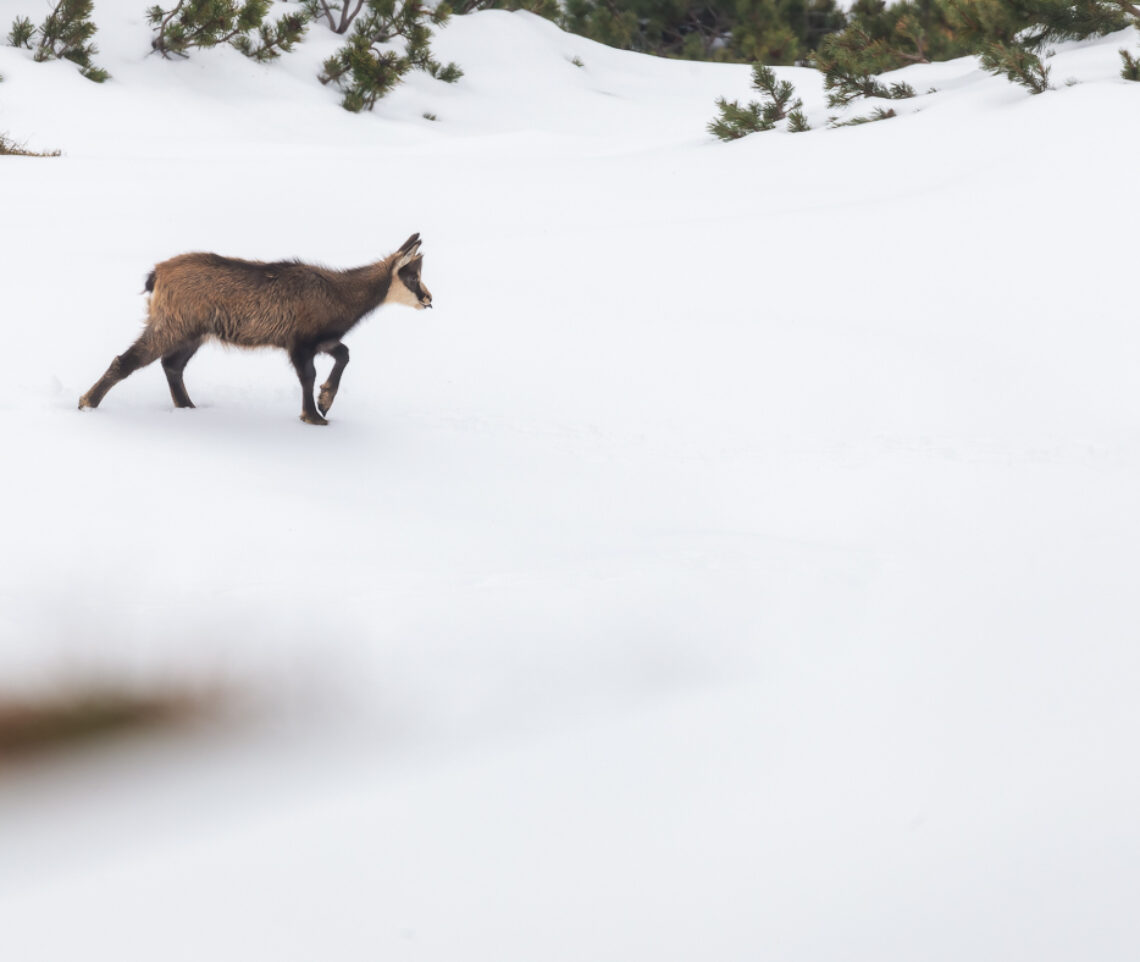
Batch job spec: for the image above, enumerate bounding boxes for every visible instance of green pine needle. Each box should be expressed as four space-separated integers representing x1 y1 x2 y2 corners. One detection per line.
787 109 811 133
8 16 35 48
1121 48 1140 82
708 67 804 142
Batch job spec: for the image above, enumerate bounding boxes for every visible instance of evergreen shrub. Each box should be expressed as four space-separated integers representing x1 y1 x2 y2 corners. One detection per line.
316 0 462 112
148 0 308 61
7 0 108 82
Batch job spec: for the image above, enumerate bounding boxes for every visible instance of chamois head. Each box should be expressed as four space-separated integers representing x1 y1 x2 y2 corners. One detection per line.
389 233 432 310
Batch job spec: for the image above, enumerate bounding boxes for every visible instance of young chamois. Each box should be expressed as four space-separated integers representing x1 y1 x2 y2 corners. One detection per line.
78 233 432 425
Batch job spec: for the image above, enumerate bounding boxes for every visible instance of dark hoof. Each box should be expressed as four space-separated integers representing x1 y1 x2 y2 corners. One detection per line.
78 395 95 410
301 413 329 426
317 387 335 417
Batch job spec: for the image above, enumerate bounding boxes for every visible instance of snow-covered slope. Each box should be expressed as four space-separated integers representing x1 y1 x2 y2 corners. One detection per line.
2 7 1139 960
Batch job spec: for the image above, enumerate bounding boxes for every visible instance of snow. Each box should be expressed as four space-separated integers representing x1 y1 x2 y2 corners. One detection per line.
2 6 1140 959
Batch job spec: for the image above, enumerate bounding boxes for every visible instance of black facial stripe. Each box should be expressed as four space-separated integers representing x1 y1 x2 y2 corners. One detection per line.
399 269 422 296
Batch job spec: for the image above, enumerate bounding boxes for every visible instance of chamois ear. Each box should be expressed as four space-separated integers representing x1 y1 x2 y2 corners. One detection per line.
394 234 422 269
402 255 423 275
396 237 424 270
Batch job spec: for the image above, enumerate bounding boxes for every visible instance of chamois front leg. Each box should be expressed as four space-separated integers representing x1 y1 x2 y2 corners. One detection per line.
317 342 350 417
161 340 202 409
290 343 326 425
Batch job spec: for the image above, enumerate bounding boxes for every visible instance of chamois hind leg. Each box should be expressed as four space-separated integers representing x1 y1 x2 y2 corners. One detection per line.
317 342 349 418
79 328 166 410
161 340 202 409
290 343 326 426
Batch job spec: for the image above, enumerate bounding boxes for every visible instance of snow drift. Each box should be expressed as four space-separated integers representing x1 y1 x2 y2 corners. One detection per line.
1 6 1139 960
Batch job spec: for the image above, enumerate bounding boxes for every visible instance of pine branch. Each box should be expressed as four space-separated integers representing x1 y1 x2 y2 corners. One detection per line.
1121 47 1140 80
319 0 459 110
707 96 770 140
892 14 930 64
232 12 308 61
707 64 807 141
150 0 307 61
7 16 35 48
787 109 811 132
18 0 108 81
832 106 897 127
980 39 1051 94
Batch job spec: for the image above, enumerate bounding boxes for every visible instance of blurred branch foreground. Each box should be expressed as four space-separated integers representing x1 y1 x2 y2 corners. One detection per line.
0 686 214 763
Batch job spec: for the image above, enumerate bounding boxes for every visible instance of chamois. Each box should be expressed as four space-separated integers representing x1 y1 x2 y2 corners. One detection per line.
78 233 432 425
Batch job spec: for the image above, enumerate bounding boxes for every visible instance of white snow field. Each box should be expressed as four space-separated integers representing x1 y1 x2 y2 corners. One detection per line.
2 5 1140 959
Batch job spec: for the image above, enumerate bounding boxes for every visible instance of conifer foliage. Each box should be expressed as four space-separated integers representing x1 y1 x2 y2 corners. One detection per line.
708 64 807 139
796 0 969 110
977 38 1051 93
1122 46 1140 80
148 0 308 61
943 0 1140 94
943 0 1051 93
316 0 462 112
465 0 847 65
831 104 897 125
706 99 766 140
7 0 109 82
6 17 34 50
813 25 917 106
